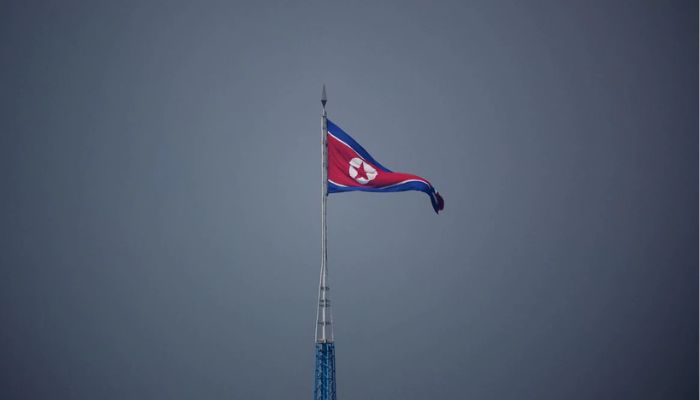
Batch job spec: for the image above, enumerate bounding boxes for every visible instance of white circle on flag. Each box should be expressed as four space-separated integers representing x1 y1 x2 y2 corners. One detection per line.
348 157 377 184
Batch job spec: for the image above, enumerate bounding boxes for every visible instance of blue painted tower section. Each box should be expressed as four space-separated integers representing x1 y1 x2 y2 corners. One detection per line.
314 342 336 400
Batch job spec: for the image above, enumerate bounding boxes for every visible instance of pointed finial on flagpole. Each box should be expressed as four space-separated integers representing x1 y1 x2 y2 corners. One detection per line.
321 84 327 109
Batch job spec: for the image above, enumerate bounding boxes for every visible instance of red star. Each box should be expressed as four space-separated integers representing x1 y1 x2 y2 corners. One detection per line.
353 162 367 181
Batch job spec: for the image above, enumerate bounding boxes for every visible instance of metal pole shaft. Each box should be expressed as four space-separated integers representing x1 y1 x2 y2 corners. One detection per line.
321 95 328 342
321 108 327 253
316 85 329 343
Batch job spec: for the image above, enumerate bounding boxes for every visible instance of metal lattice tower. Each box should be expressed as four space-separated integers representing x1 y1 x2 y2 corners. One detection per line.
314 84 336 400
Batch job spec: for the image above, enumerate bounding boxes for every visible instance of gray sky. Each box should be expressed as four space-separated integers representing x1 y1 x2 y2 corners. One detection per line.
0 1 697 399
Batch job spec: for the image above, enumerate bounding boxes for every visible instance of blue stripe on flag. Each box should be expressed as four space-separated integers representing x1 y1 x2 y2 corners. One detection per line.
328 180 441 213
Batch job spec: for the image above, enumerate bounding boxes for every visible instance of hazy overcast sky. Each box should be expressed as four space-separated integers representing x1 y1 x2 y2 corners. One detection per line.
0 1 697 399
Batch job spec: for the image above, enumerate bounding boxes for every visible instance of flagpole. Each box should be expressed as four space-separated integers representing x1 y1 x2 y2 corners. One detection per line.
316 84 329 343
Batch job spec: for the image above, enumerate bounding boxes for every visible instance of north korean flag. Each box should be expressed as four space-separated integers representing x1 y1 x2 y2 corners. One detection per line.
327 119 444 213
